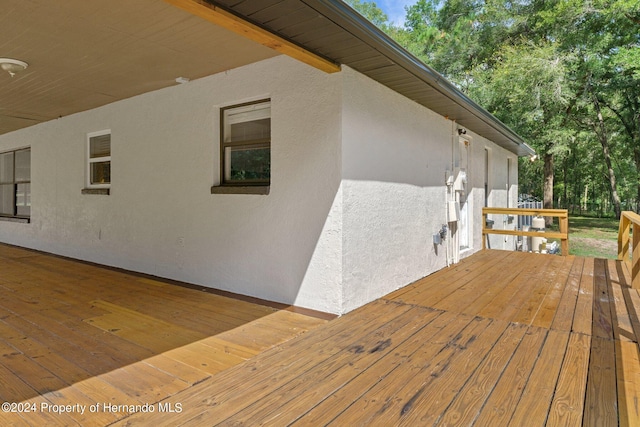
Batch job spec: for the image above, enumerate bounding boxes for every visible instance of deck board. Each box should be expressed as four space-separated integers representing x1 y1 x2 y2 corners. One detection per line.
435 322 528 426
547 333 592 426
508 329 570 427
473 325 548 426
583 336 618 426
573 257 596 336
1 244 640 426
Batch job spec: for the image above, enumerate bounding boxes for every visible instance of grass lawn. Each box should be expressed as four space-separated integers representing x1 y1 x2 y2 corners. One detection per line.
567 215 619 259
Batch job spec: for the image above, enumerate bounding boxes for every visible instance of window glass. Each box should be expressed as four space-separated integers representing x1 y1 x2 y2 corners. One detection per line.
16 183 30 216
90 134 111 158
15 149 30 182
0 184 14 215
224 146 270 182
90 161 110 185
221 100 270 186
229 118 270 142
0 152 14 184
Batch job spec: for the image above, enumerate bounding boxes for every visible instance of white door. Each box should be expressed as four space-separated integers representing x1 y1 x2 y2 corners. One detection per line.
458 137 470 251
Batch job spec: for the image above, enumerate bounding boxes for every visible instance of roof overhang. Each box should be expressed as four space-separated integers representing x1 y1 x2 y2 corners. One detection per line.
200 0 534 157
0 0 534 157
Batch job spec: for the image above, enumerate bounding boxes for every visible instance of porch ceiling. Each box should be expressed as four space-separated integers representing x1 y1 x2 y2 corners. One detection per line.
0 0 279 135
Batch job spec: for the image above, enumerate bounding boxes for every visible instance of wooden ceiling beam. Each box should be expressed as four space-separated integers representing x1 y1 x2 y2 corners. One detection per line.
164 0 341 74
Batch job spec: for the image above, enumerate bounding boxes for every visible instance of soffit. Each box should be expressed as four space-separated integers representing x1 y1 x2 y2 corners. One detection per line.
210 0 534 156
0 0 279 135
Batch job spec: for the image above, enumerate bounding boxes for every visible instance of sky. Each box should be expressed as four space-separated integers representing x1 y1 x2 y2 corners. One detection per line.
374 0 417 26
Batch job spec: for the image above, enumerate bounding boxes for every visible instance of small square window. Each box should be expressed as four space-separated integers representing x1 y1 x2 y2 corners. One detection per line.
218 100 270 189
87 131 111 189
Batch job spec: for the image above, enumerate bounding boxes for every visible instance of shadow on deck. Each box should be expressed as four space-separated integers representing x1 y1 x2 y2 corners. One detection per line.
0 243 329 426
1 247 639 425
117 249 640 426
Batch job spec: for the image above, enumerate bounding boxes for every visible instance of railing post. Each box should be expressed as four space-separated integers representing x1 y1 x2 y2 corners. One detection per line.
633 222 640 289
482 211 487 250
560 215 569 255
617 212 640 289
618 214 630 261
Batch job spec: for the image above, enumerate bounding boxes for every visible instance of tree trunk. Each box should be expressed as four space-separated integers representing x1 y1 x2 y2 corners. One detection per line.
592 94 622 219
636 112 640 213
563 156 568 209
543 152 554 227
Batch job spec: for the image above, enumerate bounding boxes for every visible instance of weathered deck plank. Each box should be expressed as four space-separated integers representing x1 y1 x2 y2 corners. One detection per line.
583 336 618 426
573 257 596 336
217 306 443 426
435 322 528 426
531 255 577 328
328 314 492 426
296 309 459 426
547 333 592 426
508 329 570 427
397 319 511 426
472 326 548 426
551 256 585 331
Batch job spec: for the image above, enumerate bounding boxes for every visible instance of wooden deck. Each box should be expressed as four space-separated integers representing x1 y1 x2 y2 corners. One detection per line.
0 244 329 426
1 246 640 426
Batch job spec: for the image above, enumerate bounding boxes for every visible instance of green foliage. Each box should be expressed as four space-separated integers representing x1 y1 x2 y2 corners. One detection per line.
229 148 270 182
344 0 391 29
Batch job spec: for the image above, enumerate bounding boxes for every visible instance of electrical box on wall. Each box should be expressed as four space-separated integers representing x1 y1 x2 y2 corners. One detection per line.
447 201 460 222
454 169 467 192
445 170 454 186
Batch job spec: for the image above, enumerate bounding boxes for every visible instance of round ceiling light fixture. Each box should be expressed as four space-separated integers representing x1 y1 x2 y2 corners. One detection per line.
0 58 29 77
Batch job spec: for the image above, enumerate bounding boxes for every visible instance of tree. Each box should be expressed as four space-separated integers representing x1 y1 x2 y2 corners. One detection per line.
344 0 391 29
476 42 574 223
550 0 639 218
348 0 640 216
396 0 639 216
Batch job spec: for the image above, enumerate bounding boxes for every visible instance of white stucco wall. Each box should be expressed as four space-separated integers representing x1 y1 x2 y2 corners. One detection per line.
339 67 519 311
0 56 519 315
0 56 344 314
340 67 453 312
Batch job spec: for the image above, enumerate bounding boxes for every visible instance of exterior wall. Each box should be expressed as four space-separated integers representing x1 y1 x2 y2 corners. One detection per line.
0 56 345 314
340 67 452 312
339 67 519 311
0 56 519 315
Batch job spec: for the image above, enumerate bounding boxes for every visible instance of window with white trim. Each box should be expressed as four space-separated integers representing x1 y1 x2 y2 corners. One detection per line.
219 99 270 188
87 131 111 189
0 147 31 221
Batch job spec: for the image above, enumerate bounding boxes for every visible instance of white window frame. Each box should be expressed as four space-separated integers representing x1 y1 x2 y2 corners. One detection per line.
86 130 111 189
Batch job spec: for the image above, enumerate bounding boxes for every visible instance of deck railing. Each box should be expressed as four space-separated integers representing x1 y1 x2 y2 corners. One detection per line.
618 210 640 289
482 207 569 255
